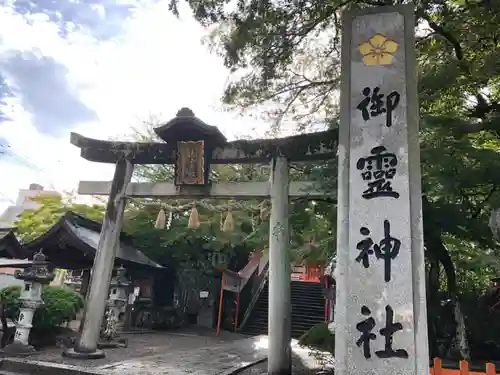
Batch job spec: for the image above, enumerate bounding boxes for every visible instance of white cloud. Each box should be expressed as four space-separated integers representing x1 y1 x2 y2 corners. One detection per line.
0 0 266 215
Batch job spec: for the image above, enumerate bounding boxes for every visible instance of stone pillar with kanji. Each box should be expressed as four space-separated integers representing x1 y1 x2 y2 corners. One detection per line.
335 5 429 375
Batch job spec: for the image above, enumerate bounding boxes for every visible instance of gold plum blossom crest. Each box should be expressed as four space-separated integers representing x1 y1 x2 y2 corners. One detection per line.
359 34 399 66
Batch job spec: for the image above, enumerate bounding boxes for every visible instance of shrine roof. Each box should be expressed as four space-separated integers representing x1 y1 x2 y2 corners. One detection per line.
0 229 26 259
22 212 164 271
153 107 227 144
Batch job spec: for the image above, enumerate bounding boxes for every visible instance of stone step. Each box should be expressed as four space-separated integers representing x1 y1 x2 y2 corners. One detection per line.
249 314 324 325
241 278 326 338
255 303 325 311
257 298 325 306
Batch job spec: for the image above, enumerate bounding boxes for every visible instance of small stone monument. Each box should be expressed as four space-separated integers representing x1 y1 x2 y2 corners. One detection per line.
98 266 129 349
3 250 55 355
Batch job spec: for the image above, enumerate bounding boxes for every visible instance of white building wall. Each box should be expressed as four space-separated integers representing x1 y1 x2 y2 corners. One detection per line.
0 184 61 229
0 273 23 289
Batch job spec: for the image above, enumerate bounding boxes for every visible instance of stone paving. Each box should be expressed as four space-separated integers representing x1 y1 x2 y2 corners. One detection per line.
1 328 268 375
0 328 331 375
98 335 268 375
26 328 247 369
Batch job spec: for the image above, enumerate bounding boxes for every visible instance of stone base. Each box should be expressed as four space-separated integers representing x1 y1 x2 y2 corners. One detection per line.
1 341 36 356
97 337 128 349
62 347 105 359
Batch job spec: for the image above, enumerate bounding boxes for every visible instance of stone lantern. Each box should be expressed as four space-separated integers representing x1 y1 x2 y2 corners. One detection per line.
98 265 130 348
3 250 55 355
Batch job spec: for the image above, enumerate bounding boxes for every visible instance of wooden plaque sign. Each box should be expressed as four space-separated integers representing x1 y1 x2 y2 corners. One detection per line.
175 140 205 185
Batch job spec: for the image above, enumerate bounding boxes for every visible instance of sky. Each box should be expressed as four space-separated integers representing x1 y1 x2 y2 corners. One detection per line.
0 0 265 213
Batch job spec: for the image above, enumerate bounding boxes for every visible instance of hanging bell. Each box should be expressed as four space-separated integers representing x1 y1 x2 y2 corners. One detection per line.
154 208 166 229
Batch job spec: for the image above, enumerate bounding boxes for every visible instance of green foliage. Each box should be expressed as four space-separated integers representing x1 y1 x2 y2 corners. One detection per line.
164 0 500 295
0 285 84 332
0 285 22 319
165 0 500 357
298 322 335 354
166 0 500 280
123 119 336 267
36 286 84 331
460 289 500 360
298 322 335 367
15 195 105 243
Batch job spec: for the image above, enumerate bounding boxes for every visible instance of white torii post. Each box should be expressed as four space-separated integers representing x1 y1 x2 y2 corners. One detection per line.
268 156 292 375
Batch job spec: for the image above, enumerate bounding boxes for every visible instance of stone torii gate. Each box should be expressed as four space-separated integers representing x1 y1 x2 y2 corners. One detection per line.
64 107 336 375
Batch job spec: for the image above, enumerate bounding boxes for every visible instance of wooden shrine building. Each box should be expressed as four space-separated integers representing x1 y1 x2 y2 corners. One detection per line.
22 212 170 303
0 229 26 259
0 230 32 288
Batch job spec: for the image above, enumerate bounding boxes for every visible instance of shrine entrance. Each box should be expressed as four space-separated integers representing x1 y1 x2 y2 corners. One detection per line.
63 5 430 375
65 107 336 375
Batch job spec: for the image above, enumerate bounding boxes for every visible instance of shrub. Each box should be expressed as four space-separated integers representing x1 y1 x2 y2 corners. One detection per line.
0 285 23 319
0 285 84 332
35 286 84 331
298 322 335 368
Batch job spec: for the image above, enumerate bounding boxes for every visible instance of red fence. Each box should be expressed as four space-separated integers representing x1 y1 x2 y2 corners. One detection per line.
431 358 498 375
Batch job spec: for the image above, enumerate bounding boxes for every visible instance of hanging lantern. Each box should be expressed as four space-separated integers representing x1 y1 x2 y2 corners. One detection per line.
222 209 234 232
188 205 200 229
154 208 166 229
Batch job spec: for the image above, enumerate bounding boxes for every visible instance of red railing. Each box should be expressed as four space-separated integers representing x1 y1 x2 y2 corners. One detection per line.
431 358 498 375
216 250 265 335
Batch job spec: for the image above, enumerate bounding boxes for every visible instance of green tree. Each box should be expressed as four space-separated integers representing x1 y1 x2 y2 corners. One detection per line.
123 119 336 266
15 195 106 242
167 0 500 359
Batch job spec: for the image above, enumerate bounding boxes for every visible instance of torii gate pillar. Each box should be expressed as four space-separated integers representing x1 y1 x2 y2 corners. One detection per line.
64 157 134 359
268 156 292 375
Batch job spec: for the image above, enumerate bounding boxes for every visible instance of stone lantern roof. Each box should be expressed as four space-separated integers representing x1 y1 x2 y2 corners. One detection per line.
14 250 55 284
110 265 131 288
